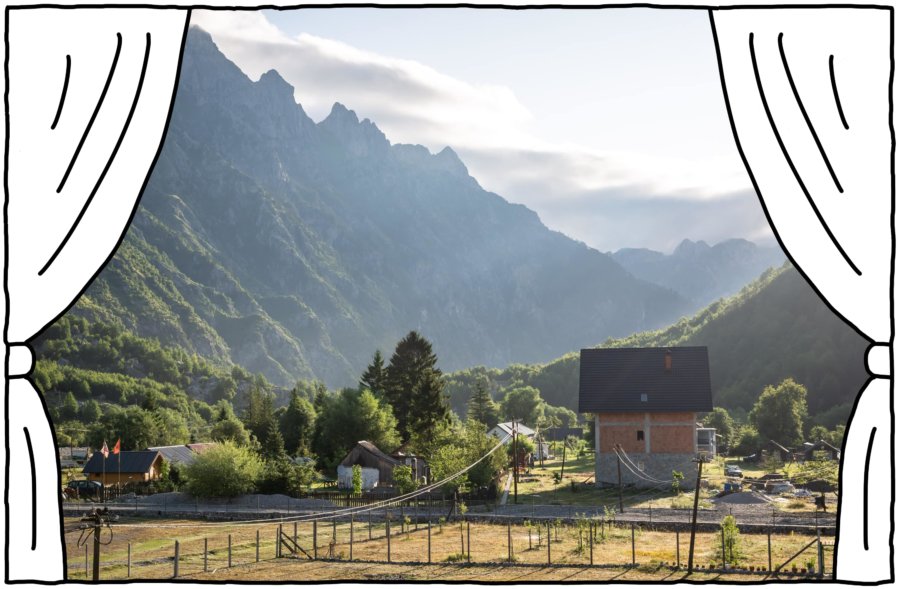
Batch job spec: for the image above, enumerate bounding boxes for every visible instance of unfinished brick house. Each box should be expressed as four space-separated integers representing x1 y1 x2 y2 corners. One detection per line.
579 347 713 488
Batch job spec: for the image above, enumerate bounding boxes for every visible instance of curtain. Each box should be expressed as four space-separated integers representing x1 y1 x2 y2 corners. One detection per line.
6 8 188 580
710 8 892 582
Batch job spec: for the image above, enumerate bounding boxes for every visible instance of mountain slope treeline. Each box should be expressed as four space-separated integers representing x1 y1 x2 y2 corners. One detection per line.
63 26 694 389
446 264 869 427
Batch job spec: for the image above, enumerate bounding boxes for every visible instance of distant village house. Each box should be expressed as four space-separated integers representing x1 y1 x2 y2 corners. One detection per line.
82 450 163 486
579 347 714 488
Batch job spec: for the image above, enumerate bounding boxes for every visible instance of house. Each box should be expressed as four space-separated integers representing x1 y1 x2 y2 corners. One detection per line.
146 443 216 467
697 427 717 457
757 440 794 463
488 421 535 442
578 347 713 488
59 447 92 469
82 450 163 486
337 441 402 491
390 443 429 483
802 440 841 462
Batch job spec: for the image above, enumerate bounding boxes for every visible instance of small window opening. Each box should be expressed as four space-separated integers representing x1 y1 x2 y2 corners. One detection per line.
664 349 673 372
640 393 648 402
637 430 645 441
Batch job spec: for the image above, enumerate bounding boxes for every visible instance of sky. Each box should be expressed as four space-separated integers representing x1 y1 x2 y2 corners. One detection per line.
191 8 774 253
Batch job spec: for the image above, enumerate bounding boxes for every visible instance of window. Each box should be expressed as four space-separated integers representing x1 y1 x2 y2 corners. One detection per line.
640 393 648 402
637 430 644 441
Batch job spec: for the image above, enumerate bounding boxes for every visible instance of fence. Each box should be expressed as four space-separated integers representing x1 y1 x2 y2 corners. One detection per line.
65 515 834 581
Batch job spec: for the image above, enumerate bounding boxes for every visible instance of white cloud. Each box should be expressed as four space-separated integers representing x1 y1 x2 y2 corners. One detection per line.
190 10 764 252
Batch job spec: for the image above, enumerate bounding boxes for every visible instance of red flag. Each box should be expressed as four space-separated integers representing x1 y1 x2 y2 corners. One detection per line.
112 439 121 455
100 440 109 459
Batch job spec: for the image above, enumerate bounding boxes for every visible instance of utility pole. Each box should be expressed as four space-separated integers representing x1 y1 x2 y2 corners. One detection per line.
616 445 624 514
687 456 704 574
513 420 518 504
80 508 115 581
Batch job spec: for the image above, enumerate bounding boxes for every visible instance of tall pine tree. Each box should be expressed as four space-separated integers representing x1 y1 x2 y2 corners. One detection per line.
360 350 387 396
384 331 450 444
467 381 500 429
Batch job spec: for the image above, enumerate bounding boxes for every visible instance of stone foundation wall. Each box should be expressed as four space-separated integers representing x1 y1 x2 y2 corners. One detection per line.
595 452 697 489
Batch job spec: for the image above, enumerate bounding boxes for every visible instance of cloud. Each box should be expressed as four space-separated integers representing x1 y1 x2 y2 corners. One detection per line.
190 10 765 252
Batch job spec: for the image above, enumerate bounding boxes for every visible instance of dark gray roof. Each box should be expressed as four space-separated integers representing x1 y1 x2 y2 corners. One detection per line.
147 445 197 465
83 451 161 474
578 347 713 413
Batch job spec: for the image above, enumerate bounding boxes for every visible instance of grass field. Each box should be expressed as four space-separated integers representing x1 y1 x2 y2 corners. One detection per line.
65 516 832 581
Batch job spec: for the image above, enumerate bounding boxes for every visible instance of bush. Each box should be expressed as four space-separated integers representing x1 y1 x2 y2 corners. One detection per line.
183 442 262 497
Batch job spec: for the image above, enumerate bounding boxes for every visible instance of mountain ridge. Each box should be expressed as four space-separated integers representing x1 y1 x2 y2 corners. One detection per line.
65 27 694 388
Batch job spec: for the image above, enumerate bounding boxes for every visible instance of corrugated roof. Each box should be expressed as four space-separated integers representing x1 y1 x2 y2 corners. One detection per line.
83 451 161 474
341 441 402 468
147 445 196 465
492 422 536 437
578 347 713 413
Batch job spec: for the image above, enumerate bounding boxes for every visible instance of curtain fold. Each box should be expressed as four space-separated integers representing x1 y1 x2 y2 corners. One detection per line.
710 8 892 582
6 8 188 580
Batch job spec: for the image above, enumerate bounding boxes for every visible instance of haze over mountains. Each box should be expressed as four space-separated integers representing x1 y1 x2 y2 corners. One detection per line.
64 28 785 389
612 239 785 307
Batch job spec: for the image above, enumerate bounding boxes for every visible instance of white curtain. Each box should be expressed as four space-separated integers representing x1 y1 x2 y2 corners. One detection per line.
6 8 188 580
711 8 892 582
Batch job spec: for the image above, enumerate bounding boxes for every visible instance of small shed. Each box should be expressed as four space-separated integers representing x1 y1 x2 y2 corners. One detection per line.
82 451 163 486
147 443 217 467
803 440 841 461
391 443 429 483
337 441 402 490
488 421 535 442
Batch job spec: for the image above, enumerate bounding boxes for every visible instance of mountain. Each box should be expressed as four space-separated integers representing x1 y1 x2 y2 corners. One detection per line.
61 27 693 389
445 264 869 427
611 238 785 307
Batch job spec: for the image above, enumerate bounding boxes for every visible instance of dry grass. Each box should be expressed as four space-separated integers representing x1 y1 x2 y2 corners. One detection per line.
66 517 832 581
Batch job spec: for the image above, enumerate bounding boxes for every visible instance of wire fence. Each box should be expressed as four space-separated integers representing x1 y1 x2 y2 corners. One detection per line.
65 515 834 581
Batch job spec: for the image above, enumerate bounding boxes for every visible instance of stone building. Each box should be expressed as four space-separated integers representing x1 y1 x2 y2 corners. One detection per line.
579 347 713 488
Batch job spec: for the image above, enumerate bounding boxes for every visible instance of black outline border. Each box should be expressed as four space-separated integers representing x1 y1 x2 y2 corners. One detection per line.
2 2 895 586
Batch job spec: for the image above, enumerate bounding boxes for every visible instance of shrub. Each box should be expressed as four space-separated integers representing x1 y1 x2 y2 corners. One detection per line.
183 442 262 497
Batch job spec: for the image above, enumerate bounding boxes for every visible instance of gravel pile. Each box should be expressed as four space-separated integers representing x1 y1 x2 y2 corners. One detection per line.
713 491 772 505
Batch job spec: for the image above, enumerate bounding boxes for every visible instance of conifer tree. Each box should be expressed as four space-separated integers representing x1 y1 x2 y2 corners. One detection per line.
360 350 387 396
384 331 450 444
467 381 500 429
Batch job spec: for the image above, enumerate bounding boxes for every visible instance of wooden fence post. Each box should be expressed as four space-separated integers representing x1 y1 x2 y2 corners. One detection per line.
350 514 354 562
631 523 636 567
294 522 298 547
85 544 88 579
313 520 318 560
173 540 180 578
589 522 593 565
127 543 131 578
277 524 282 558
467 521 471 563
387 516 392 563
369 511 373 540
721 528 726 569
508 521 512 562
428 519 432 564
228 534 232 568
547 521 551 565
204 538 208 573
256 529 260 562
767 532 772 572
332 518 337 544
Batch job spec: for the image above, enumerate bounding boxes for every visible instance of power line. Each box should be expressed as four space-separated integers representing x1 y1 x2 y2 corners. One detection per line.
104 433 512 530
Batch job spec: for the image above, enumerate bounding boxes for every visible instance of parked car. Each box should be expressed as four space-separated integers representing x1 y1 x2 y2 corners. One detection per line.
66 479 102 498
724 465 743 478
